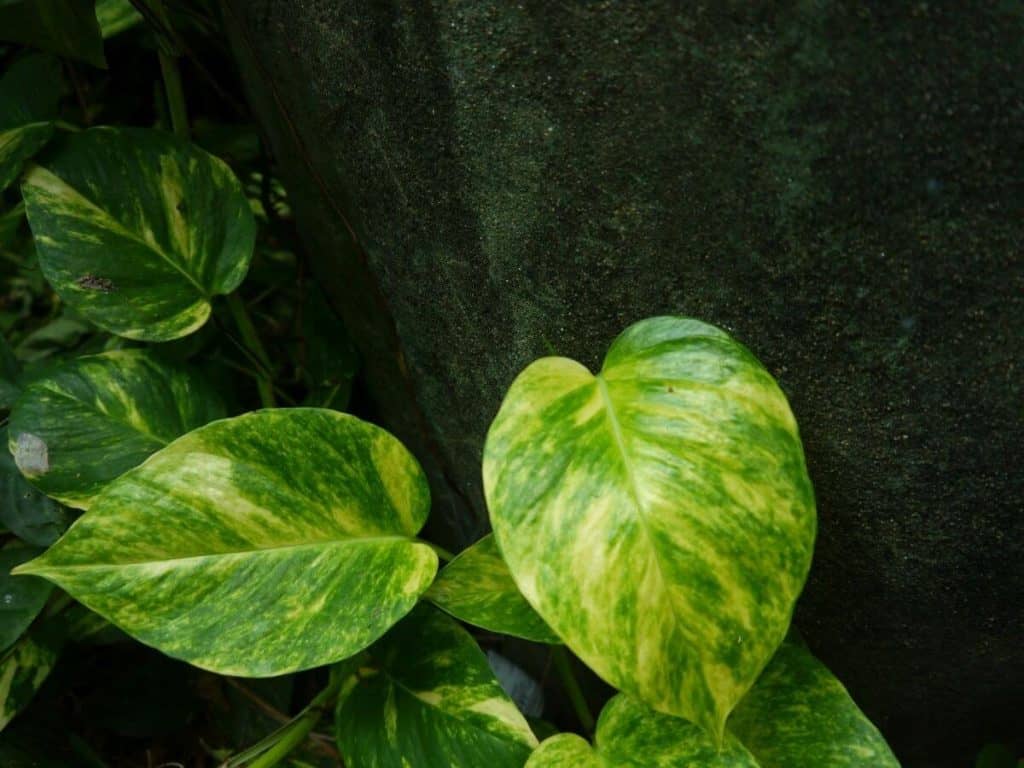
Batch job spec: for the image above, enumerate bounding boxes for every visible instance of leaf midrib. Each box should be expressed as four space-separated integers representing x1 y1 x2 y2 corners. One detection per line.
26 164 209 297
25 535 419 573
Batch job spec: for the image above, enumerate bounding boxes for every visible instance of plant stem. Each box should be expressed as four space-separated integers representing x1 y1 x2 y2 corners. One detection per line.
418 539 455 562
552 646 595 734
246 676 342 768
158 50 188 139
226 292 276 408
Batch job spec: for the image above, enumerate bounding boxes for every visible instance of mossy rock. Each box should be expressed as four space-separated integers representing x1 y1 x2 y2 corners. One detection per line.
222 2 1024 765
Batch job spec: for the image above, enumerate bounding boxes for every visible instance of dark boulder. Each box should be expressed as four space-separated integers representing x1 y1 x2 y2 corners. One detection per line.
221 2 1023 764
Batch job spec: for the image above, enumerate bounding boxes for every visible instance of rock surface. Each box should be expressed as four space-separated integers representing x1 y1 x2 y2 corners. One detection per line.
221 2 1023 764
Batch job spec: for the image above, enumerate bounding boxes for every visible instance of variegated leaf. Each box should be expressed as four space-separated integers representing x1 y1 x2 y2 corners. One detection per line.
526 695 758 767
0 546 52 652
335 604 537 768
484 316 816 736
8 349 227 508
0 54 61 192
14 409 438 676
728 640 900 767
0 624 60 731
21 127 255 341
0 428 70 547
427 534 560 644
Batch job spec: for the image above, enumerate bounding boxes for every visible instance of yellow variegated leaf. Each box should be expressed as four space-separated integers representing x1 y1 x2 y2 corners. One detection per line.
485 317 816 736
14 409 438 676
335 605 538 767
21 127 255 341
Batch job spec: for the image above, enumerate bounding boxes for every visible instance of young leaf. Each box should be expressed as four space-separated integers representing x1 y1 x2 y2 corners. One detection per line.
0 547 52 652
21 127 256 341
484 317 816 736
0 54 62 192
427 534 560 644
14 409 439 676
526 695 758 767
8 349 227 508
0 0 106 68
95 0 142 39
335 605 538 768
0 429 70 546
728 641 900 767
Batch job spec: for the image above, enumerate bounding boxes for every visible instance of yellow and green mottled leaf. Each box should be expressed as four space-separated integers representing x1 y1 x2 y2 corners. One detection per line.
427 534 560 644
14 409 438 676
21 127 255 341
0 625 60 731
528 642 899 768
0 54 61 192
0 0 106 68
0 546 52 652
8 349 227 508
728 640 900 767
335 604 537 768
527 695 758 767
484 316 816 736
0 428 70 546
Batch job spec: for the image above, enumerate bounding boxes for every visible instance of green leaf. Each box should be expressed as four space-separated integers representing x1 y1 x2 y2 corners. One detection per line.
728 640 900 767
95 0 142 38
427 534 560 644
0 623 61 731
484 316 816 736
0 0 105 68
0 547 52 652
14 409 439 676
0 429 70 546
526 695 758 767
0 54 62 192
21 127 256 341
8 348 227 508
335 605 538 768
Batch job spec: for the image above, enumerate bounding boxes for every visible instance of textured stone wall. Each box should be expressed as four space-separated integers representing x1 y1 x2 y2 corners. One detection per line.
221 2 1024 764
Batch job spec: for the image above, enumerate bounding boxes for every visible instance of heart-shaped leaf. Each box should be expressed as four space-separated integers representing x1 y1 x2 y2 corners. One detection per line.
527 641 898 767
0 546 52 652
485 317 816 735
14 409 439 676
21 127 255 341
728 640 899 767
527 695 758 767
335 605 538 768
0 54 61 192
9 349 227 508
427 534 560 644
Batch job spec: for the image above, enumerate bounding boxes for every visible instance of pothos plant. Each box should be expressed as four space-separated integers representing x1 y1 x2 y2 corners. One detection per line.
0 14 901 768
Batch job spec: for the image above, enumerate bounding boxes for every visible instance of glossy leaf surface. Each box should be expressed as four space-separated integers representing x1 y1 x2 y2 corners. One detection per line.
15 409 438 676
336 605 537 768
526 695 758 767
0 547 51 652
485 317 817 735
21 127 255 340
0 429 70 546
0 54 61 191
8 349 227 508
729 640 900 767
428 534 560 644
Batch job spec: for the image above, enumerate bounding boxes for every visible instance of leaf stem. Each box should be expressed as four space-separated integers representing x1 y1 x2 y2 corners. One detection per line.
157 51 189 139
417 539 455 562
552 646 595 734
243 676 343 768
226 292 276 408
